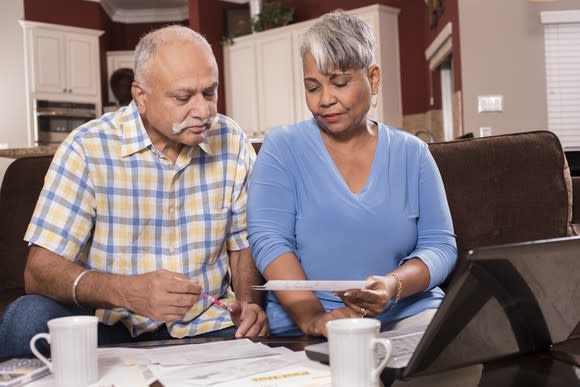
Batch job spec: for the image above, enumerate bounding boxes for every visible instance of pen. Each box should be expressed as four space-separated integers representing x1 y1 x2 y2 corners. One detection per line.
202 291 230 310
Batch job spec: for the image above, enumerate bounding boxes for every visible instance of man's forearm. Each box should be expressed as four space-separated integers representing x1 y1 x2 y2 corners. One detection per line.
229 247 265 305
24 244 126 309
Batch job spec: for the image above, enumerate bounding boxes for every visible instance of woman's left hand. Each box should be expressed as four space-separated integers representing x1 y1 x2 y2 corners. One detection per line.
336 275 396 318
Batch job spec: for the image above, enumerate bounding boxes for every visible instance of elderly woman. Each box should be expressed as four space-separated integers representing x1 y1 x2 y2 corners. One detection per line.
247 11 457 336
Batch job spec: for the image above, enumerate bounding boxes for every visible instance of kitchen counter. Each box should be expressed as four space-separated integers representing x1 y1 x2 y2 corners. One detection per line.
0 145 59 159
0 140 263 159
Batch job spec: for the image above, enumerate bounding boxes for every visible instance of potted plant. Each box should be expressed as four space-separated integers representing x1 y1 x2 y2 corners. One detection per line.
252 1 294 32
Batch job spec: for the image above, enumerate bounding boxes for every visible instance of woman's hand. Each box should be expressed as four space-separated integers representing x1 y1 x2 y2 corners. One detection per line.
337 275 398 318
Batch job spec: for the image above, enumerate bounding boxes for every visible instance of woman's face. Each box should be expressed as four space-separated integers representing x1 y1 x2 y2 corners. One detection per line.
302 52 380 137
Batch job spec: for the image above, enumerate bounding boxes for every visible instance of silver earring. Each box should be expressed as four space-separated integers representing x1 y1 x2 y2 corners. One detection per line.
371 93 378 109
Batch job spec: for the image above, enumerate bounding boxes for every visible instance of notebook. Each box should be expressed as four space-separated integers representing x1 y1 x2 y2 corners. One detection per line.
305 236 580 379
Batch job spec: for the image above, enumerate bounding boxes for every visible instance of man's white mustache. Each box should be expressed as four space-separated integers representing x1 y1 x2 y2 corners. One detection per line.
172 116 218 134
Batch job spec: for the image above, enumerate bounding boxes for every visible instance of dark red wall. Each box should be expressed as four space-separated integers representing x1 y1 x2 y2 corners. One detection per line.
24 0 103 29
189 0 239 114
425 0 461 110
397 1 432 114
107 21 188 51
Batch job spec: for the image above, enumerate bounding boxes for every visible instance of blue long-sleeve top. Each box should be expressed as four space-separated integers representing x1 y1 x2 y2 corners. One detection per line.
248 119 457 335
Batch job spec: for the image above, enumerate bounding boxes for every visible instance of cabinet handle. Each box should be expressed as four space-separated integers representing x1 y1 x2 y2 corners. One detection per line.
63 88 67 93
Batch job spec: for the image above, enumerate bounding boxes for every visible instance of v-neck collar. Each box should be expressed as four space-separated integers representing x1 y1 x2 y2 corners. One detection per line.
315 121 383 198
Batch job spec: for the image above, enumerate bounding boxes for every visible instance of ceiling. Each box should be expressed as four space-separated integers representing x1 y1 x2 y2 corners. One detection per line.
87 0 250 22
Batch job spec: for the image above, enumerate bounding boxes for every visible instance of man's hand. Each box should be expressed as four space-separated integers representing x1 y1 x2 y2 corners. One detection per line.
124 269 201 321
228 301 269 338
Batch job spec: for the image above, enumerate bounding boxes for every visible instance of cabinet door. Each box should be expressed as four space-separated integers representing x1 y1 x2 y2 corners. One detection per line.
256 32 295 134
31 29 66 94
292 26 313 123
65 33 100 97
224 40 260 137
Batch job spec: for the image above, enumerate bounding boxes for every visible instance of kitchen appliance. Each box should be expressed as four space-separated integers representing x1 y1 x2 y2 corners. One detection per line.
35 100 98 146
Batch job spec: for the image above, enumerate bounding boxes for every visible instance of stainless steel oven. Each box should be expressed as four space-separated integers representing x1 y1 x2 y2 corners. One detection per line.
35 100 97 146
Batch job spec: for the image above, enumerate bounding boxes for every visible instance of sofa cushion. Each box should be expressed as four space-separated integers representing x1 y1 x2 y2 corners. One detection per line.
429 131 573 269
0 156 53 291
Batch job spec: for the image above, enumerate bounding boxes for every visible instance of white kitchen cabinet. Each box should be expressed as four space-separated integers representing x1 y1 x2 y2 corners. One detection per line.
20 21 103 147
224 40 260 136
223 4 401 138
20 21 103 100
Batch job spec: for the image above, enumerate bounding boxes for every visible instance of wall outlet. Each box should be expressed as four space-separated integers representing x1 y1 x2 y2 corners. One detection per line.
480 127 492 137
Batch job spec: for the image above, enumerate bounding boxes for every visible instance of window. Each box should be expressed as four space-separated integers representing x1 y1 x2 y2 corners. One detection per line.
542 10 580 148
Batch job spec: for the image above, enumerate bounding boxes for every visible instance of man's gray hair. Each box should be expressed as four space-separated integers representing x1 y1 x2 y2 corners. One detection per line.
300 10 376 74
134 25 213 91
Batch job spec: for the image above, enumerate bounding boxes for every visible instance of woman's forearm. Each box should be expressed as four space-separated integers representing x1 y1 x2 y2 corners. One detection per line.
262 252 326 333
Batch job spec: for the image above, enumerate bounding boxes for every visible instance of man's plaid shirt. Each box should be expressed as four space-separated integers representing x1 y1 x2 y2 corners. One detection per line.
25 102 255 337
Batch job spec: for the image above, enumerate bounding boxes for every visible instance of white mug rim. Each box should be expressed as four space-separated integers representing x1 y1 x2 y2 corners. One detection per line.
47 315 98 328
326 318 380 333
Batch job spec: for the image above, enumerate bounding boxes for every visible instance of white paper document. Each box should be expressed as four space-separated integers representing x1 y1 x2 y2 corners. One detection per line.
252 280 373 291
153 348 299 386
118 339 279 366
153 348 331 386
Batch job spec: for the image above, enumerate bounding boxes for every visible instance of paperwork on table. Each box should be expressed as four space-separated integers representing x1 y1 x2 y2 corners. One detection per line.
113 339 279 366
152 347 332 386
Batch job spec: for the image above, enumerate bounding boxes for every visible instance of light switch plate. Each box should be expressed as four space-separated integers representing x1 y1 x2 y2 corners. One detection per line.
478 95 503 113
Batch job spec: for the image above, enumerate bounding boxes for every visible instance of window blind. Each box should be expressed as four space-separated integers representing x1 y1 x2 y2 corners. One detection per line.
542 11 580 148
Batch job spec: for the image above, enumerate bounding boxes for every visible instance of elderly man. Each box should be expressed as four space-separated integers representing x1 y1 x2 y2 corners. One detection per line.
0 25 267 357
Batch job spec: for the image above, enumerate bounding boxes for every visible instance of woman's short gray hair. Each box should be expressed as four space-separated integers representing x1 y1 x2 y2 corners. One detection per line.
134 25 213 91
300 10 376 74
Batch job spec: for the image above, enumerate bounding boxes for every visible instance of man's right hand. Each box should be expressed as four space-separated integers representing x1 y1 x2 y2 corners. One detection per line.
124 269 201 321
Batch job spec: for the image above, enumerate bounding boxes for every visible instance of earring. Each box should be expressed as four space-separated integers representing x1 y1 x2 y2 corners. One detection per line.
371 93 378 109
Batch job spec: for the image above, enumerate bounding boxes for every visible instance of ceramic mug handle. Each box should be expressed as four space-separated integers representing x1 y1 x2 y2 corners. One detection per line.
30 333 53 372
370 337 393 383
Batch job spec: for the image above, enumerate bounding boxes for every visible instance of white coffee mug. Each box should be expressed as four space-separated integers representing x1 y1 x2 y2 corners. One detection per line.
30 315 98 387
327 318 392 387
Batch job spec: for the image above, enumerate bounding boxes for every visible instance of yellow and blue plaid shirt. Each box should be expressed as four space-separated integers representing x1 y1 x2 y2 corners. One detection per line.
25 102 255 338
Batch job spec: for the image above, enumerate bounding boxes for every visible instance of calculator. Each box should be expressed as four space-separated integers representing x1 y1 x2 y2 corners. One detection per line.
0 358 50 387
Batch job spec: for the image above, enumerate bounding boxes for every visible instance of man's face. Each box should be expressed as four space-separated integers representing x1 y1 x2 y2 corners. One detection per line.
133 40 219 147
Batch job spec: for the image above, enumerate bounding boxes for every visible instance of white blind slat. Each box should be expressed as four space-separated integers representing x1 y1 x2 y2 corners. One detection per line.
544 21 580 147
